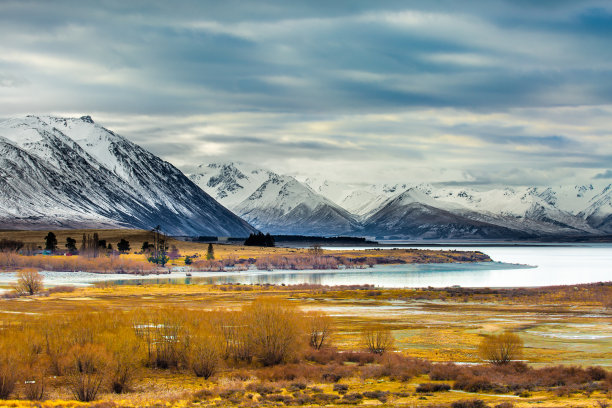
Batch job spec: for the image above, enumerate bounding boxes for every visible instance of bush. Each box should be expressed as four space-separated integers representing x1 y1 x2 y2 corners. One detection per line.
65 343 111 402
101 327 142 393
23 366 46 400
363 390 389 403
333 383 349 394
451 399 489 408
14 268 44 295
306 311 333 350
189 333 221 379
362 325 394 355
0 359 18 399
416 383 451 393
340 393 364 404
244 298 304 366
454 375 495 393
478 332 523 365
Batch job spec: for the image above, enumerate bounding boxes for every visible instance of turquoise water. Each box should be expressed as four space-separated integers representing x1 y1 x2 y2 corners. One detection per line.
111 261 533 288
110 244 611 288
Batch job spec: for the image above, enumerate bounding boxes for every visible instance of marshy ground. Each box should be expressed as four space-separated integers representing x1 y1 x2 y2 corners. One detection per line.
0 281 609 407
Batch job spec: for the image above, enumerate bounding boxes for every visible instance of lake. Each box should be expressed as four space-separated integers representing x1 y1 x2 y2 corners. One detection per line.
109 244 611 288
0 244 609 289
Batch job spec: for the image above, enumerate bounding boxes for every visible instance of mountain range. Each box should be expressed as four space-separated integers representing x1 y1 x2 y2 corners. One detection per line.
0 116 256 236
191 162 612 240
2 115 611 240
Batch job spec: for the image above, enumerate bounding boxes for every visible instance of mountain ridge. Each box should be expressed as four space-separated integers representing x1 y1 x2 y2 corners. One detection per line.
0 116 256 236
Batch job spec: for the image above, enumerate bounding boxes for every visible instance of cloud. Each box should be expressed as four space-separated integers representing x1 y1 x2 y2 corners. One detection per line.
1 1 612 185
594 169 612 179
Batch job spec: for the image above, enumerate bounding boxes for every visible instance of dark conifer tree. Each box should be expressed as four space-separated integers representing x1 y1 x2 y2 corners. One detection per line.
44 232 57 251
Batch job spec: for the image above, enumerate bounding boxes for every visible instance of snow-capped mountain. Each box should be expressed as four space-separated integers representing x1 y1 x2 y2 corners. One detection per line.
189 162 360 235
0 116 256 236
306 178 612 239
360 185 601 239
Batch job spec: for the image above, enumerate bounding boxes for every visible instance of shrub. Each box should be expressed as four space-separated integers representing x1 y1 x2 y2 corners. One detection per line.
64 343 111 402
314 393 341 403
454 375 495 393
306 311 333 350
134 309 187 369
23 366 46 400
243 298 304 366
14 268 44 295
478 332 523 365
451 399 489 408
212 311 253 362
363 390 389 403
362 325 394 355
0 358 18 399
189 333 221 379
101 327 142 393
341 393 364 404
333 383 349 394
416 383 451 393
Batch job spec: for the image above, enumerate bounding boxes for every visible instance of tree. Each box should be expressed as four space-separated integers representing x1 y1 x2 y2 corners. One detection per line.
307 311 333 350
44 232 57 251
141 241 153 253
309 244 323 257
117 239 130 253
65 237 77 253
244 232 275 247
80 233 100 258
362 325 394 355
15 268 44 295
206 243 215 260
478 332 523 365
148 225 169 266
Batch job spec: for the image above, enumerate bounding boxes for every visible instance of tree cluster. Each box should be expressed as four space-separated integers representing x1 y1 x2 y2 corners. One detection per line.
244 232 275 247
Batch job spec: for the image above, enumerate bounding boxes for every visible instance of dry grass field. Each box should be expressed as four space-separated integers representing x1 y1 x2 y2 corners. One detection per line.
0 281 608 407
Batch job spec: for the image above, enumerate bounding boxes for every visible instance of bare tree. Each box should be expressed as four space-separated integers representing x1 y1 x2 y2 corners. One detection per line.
15 268 44 295
478 332 523 365
362 325 394 355
307 311 333 350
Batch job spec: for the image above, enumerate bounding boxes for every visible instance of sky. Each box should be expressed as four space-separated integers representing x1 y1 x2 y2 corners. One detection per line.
1 0 612 186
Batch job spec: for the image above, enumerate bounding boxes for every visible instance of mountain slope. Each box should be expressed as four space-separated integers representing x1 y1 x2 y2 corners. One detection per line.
360 185 604 239
0 116 256 236
190 162 360 235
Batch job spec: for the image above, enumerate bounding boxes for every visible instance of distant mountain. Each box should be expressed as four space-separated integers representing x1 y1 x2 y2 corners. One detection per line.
306 178 612 239
360 185 600 239
0 116 256 236
189 162 360 235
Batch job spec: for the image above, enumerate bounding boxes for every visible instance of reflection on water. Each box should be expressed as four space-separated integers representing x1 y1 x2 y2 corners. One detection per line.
108 244 612 288
111 261 534 288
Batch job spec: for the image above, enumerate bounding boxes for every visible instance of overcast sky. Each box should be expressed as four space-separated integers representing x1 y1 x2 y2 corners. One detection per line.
1 0 612 186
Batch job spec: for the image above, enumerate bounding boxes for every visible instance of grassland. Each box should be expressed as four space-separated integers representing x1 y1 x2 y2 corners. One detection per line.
0 281 609 407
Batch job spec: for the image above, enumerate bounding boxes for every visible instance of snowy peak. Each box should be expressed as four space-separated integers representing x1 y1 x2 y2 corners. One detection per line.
190 162 359 235
0 116 256 236
190 161 275 207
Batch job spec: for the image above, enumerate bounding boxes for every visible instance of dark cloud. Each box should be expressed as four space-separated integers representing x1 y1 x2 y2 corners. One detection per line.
1 0 612 184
